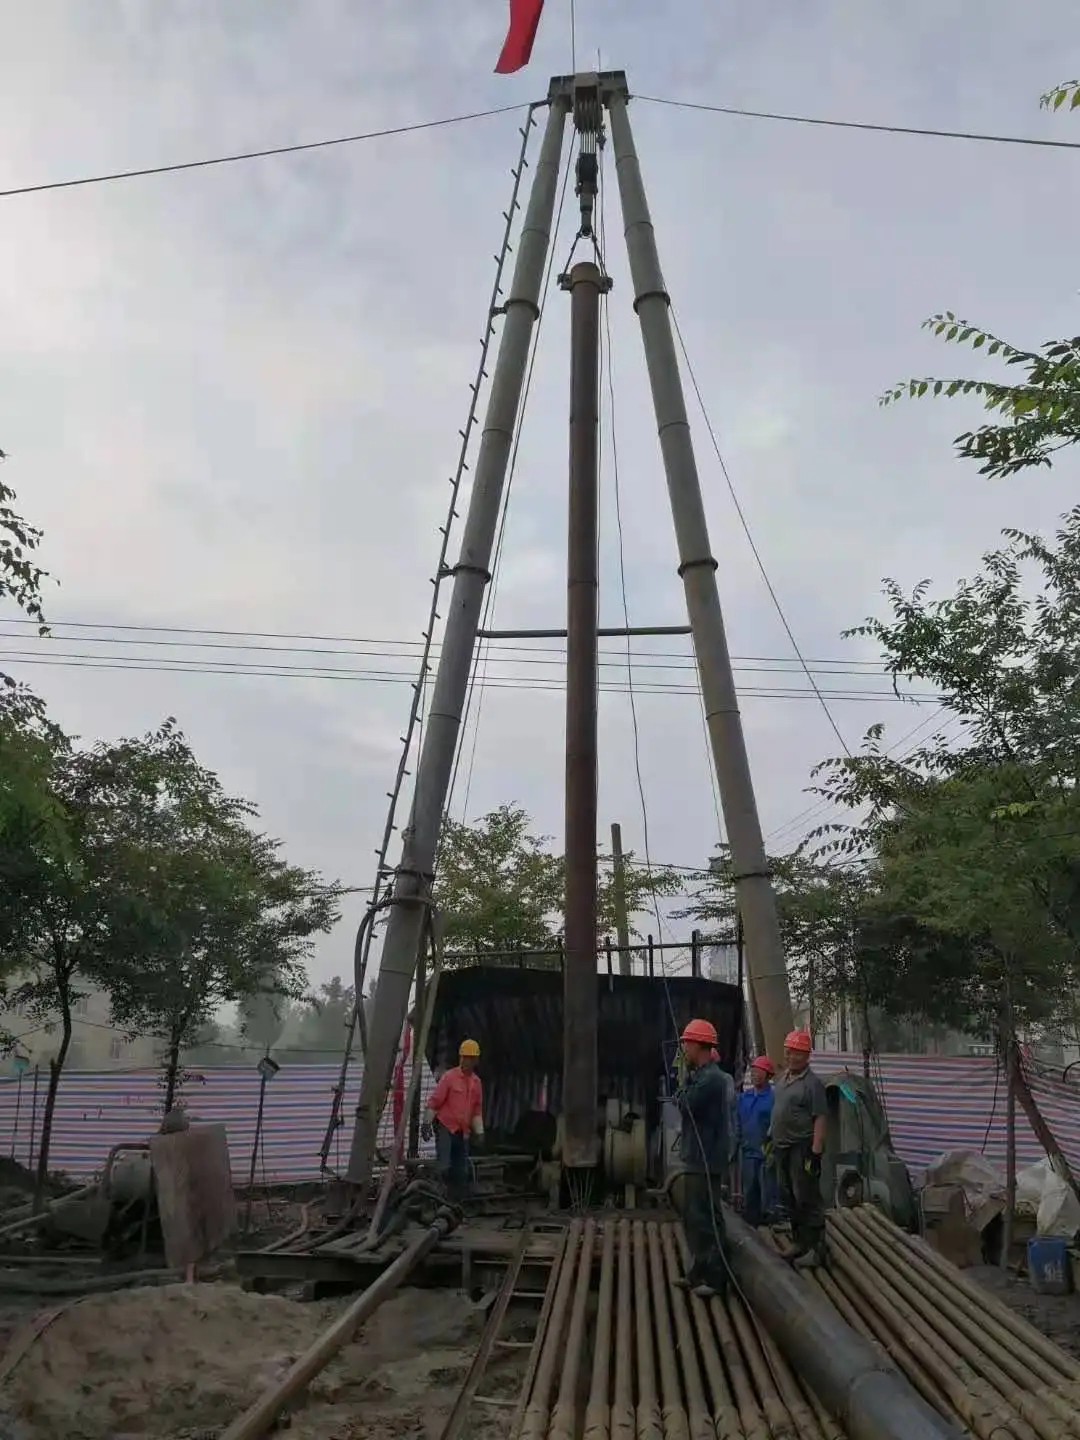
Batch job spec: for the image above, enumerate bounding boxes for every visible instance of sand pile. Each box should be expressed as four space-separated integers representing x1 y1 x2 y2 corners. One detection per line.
0 1280 489 1439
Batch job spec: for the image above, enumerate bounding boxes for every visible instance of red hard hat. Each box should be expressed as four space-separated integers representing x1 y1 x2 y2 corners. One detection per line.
681 1018 718 1047
750 1055 776 1076
784 1030 813 1054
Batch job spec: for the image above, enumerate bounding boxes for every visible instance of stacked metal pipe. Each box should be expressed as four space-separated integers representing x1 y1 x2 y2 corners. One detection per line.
817 1207 1080 1440
514 1219 848 1440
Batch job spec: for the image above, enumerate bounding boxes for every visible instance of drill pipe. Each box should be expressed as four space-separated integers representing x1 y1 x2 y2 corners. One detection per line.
759 1230 893 1437
220 1211 455 1440
826 1218 1027 1440
832 1211 1077 1440
813 1255 965 1429
658 1226 715 1440
757 1320 842 1440
860 1206 1080 1384
584 1220 616 1440
701 1268 771 1440
682 1281 743 1440
611 1220 635 1440
646 1222 689 1440
632 1221 662 1440
723 1209 964 1440
726 1287 804 1440
517 1220 583 1440
550 1219 597 1440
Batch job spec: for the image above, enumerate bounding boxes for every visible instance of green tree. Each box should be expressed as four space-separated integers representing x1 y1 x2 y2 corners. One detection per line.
2 717 343 1196
280 976 355 1062
676 847 874 1034
0 467 48 633
879 83 1080 479
804 511 1080 1060
434 805 680 962
104 739 343 1110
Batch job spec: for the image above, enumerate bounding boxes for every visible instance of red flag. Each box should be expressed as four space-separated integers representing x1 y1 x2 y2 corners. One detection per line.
495 0 545 75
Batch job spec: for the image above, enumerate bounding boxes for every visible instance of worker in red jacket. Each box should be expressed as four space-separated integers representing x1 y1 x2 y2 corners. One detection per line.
422 1038 485 1198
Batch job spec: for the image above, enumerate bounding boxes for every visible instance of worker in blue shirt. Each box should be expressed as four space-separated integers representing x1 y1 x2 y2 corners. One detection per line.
738 1054 777 1228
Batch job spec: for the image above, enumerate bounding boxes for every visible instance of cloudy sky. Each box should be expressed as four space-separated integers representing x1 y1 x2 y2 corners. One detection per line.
3 1 1080 989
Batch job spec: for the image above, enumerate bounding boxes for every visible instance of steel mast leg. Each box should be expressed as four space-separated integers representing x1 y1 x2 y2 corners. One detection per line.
562 259 606 1170
605 90 795 1064
345 96 570 1185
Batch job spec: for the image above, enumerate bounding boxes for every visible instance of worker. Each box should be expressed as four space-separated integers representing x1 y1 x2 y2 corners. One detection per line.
422 1038 485 1199
770 1030 828 1270
738 1055 777 1228
673 1018 738 1299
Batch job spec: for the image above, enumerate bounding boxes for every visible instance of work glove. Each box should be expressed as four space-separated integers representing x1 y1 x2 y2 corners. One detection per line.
421 1121 433 1144
804 1151 822 1181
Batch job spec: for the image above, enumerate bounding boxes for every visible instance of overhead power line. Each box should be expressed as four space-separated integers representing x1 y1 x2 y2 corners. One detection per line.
0 104 528 200
0 649 940 702
0 617 894 673
636 93 1080 152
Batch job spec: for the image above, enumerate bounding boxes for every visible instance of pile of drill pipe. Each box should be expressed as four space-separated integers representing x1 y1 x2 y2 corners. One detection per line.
816 1206 1080 1440
515 1218 846 1440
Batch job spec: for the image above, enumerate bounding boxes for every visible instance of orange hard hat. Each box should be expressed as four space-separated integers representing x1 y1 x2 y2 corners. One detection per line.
784 1030 813 1054
750 1055 776 1076
681 1018 718 1047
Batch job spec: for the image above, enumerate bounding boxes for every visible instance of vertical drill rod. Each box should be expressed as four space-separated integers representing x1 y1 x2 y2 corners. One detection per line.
563 260 605 1169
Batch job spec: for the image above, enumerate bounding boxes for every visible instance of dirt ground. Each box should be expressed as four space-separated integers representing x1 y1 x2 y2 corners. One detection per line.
0 1279 521 1440
969 1263 1080 1360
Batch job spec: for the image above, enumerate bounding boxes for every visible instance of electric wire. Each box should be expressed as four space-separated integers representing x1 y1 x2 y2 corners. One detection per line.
764 704 958 848
0 651 941 702
670 306 853 762
635 93 1080 153
0 617 905 673
0 104 531 200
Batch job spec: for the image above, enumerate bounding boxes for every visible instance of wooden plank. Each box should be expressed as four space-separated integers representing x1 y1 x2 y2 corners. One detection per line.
150 1124 236 1271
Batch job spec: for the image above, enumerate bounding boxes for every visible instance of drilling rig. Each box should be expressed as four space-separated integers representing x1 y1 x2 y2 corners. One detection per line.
347 69 795 1203
225 75 1011 1440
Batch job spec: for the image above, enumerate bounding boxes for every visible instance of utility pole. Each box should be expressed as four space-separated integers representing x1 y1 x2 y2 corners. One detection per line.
606 82 795 1064
562 251 606 1170
345 95 569 1186
610 822 631 971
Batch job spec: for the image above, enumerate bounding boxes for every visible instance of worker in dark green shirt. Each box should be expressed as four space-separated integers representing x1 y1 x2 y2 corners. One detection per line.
673 1017 737 1299
770 1029 828 1269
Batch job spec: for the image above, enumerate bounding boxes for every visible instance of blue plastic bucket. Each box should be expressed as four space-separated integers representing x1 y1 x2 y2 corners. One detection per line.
1027 1237 1073 1296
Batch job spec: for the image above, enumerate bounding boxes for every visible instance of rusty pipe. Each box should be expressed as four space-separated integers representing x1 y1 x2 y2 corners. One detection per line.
856 1207 1080 1387
658 1226 714 1440
632 1221 662 1440
611 1220 634 1440
518 1220 583 1440
646 1221 689 1440
550 1219 597 1440
220 1209 456 1440
723 1209 963 1440
832 1212 1072 1438
826 1218 1026 1440
726 1287 804 1440
812 1257 961 1429
584 1220 615 1440
680 1267 742 1440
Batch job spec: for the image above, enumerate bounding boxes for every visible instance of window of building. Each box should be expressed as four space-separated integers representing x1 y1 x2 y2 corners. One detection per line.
74 996 90 1016
108 1036 125 1061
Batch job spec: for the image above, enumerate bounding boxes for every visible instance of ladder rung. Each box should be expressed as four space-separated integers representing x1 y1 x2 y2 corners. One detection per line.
495 1339 534 1349
512 1289 547 1299
475 1396 516 1408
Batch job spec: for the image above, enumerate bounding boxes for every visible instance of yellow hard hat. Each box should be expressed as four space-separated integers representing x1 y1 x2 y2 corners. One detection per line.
459 1038 481 1058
